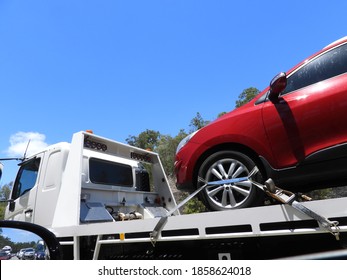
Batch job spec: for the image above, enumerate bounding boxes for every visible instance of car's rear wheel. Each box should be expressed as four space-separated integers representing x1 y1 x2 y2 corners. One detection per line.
197 150 263 211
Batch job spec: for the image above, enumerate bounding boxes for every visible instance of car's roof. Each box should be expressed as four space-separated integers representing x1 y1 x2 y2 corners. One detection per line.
323 36 347 49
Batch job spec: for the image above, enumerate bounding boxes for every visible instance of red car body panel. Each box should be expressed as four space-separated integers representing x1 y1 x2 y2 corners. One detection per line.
175 37 347 191
263 74 347 168
175 101 274 186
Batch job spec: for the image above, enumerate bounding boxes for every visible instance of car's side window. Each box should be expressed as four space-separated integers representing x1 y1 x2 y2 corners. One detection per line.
11 158 41 200
282 43 347 95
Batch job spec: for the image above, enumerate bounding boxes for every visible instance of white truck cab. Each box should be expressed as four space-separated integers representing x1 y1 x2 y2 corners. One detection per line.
5 131 178 228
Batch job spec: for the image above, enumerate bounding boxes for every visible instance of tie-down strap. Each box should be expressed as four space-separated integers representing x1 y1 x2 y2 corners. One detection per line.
150 167 340 246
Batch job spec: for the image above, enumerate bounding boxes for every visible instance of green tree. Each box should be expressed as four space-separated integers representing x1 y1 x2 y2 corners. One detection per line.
182 196 207 214
189 112 209 132
0 183 12 219
0 204 5 220
235 87 260 108
0 183 12 200
126 129 161 150
156 130 187 176
217 112 227 118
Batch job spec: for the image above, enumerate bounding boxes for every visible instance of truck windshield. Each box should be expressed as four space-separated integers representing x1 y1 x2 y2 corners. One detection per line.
89 158 133 187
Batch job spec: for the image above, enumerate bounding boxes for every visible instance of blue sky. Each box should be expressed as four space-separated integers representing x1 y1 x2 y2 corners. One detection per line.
1 0 346 185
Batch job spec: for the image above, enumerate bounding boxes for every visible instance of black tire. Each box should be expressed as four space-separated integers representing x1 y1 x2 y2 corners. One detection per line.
197 150 263 211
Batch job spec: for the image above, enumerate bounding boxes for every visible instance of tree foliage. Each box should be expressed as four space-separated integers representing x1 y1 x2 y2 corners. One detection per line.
235 87 260 108
189 112 209 132
217 112 227 118
0 204 6 220
0 183 12 219
0 183 11 200
156 130 187 176
126 129 161 150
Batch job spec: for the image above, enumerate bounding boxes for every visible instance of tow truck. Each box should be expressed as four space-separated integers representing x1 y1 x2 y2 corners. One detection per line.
2 131 347 259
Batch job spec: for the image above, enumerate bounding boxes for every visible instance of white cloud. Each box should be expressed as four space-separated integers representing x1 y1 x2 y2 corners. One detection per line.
6 132 49 158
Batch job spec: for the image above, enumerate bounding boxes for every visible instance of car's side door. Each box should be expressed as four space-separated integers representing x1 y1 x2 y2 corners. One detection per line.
262 42 347 169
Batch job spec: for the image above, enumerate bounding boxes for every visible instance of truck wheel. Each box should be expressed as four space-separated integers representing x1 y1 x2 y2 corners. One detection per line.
197 151 263 211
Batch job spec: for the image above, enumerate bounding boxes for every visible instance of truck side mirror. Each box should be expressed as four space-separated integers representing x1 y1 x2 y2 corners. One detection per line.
268 72 287 100
0 220 62 260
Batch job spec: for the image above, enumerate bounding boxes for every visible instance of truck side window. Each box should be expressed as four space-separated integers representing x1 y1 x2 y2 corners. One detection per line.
89 158 133 187
12 158 41 199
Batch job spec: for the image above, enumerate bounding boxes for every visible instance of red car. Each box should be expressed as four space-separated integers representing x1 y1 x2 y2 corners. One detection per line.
175 36 347 211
